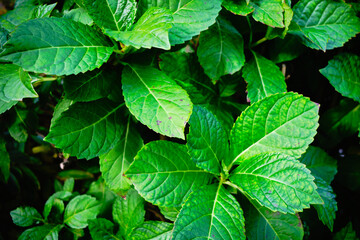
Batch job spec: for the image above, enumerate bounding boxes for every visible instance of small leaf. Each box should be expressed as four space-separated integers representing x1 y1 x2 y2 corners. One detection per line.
122 64 193 139
63 178 75 193
45 99 125 159
159 206 181 221
230 153 323 214
43 191 72 220
126 141 211 207
173 184 246 240
251 0 284 28
64 195 100 229
0 18 113 76
18 224 62 240
197 17 245 80
10 206 43 227
130 221 173 240
320 53 360 103
0 64 37 102
222 0 254 16
63 8 94 25
113 189 145 238
88 218 119 240
0 137 10 182
242 51 287 103
33 3 57 18
105 7 173 50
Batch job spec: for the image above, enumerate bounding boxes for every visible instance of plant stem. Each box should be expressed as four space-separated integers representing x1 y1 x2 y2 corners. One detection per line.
251 37 268 48
246 16 253 48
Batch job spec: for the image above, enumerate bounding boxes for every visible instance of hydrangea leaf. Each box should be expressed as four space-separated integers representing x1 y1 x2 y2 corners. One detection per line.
126 141 212 207
63 8 94 25
18 224 63 240
0 5 37 32
222 0 254 16
159 206 181 221
0 100 17 114
251 0 284 28
130 221 173 240
10 206 43 227
88 218 119 240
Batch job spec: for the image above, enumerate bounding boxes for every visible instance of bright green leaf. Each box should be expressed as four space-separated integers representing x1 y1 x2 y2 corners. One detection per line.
320 53 360 102
33 3 57 18
8 108 29 143
230 92 319 166
122 64 193 139
18 224 62 240
10 206 43 227
187 105 228 174
242 51 287 103
64 194 100 229
126 141 211 207
230 153 323 214
251 0 284 28
45 99 125 159
43 191 72 220
0 137 10 182
130 221 173 240
63 8 94 25
63 178 75 193
159 206 181 221
88 218 120 240
222 0 254 16
173 184 246 239
197 17 245 80
0 18 113 76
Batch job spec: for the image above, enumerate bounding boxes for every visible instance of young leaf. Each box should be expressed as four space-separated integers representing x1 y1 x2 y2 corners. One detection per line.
50 99 74 125
126 141 212 207
0 64 38 102
100 118 143 191
45 99 125 159
130 221 173 240
63 178 75 193
245 199 304 240
242 51 287 103
197 17 245 81
88 218 119 240
289 0 360 51
230 92 319 166
173 184 246 239
10 206 43 227
122 64 193 139
229 153 323 214
0 18 113 76
105 7 173 50
0 137 10 183
64 195 100 229
113 189 145 238
251 0 284 28
222 0 254 16
43 191 72 220
9 108 34 143
320 53 360 102
18 224 62 240
33 3 57 18
187 105 228 174
63 8 94 25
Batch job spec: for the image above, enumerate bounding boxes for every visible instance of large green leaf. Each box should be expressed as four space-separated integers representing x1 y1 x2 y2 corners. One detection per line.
0 18 113 75
197 17 245 80
126 141 211 207
45 99 125 159
245 199 304 240
251 0 284 28
113 189 145 238
230 153 323 214
10 206 43 227
173 184 246 239
0 137 10 182
18 224 62 240
187 105 228 174
320 53 360 102
105 7 172 50
88 218 120 240
242 51 286 103
222 0 254 16
100 118 143 191
0 64 37 102
289 0 360 51
130 221 173 240
230 92 319 166
64 195 100 229
122 64 193 139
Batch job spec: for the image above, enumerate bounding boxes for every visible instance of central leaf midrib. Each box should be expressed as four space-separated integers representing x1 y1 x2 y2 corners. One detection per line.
207 183 222 239
253 52 268 96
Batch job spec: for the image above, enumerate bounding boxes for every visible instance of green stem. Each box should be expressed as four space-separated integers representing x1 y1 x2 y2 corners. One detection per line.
251 37 268 48
246 16 253 48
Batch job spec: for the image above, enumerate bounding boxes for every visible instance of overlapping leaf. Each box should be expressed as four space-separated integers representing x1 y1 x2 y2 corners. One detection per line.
130 221 173 240
222 0 254 16
126 141 211 207
251 0 284 28
63 8 94 25
10 207 43 227
122 64 192 139
0 18 113 75
0 5 37 32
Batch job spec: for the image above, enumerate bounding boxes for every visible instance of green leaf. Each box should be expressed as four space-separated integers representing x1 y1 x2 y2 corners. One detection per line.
63 8 94 25
10 206 43 227
126 141 211 207
63 178 75 193
50 99 74 125
159 206 181 221
105 7 172 50
130 221 173 240
33 3 57 18
187 105 228 174
45 99 125 159
222 0 254 16
80 0 136 31
64 194 100 229
230 153 323 214
113 189 145 238
64 68 117 102
289 0 360 51
43 191 72 220
230 92 319 166
242 51 287 103
88 218 120 240
197 17 245 80
333 222 359 240
250 0 284 28
18 224 63 240
9 108 32 143
0 137 10 182
299 146 337 184
0 99 17 114
0 64 37 102
0 5 37 32
122 64 193 139
245 199 304 240
269 35 305 63
100 118 143 191
173 184 246 239
0 18 113 76
320 53 360 102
